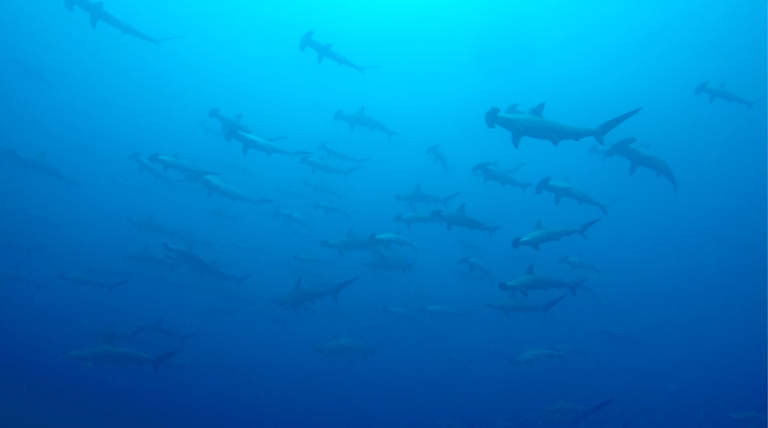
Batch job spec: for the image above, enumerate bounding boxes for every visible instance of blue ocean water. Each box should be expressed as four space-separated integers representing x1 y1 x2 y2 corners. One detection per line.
0 1 765 427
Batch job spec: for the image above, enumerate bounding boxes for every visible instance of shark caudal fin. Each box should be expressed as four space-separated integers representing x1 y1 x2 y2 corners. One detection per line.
484 107 500 128
65 0 75 10
152 349 180 373
579 219 601 237
594 108 642 145
543 295 567 312
694 81 710 95
299 31 314 50
332 277 358 302
511 237 521 248
570 398 614 426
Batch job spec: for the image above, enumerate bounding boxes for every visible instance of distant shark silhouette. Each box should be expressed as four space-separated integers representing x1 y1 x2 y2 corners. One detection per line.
65 0 176 45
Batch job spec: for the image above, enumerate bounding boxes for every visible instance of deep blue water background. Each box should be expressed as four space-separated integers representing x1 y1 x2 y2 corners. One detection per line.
0 1 765 427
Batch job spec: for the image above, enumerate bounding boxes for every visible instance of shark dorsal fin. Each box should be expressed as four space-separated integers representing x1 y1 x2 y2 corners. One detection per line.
526 264 535 275
534 219 544 230
357 107 366 115
529 102 546 117
505 104 520 114
615 137 637 147
295 277 302 290
457 203 466 214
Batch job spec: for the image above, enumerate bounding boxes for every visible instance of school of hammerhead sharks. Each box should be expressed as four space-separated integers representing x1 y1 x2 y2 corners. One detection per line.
2 3 759 420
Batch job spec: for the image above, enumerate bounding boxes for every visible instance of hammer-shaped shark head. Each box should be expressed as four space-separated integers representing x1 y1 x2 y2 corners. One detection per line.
484 107 500 128
299 31 314 51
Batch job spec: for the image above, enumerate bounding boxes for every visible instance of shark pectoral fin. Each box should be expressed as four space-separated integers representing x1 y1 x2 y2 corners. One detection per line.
512 133 521 149
554 195 561 205
629 163 637 176
241 145 249 156
317 52 324 64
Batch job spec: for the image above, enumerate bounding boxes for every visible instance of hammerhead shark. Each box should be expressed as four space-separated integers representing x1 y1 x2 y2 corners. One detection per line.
276 277 358 310
695 82 754 108
513 219 600 250
335 108 397 138
485 103 641 148
0 147 76 184
432 203 501 235
299 31 368 73
472 161 531 190
535 177 608 214
603 137 677 195
65 0 174 45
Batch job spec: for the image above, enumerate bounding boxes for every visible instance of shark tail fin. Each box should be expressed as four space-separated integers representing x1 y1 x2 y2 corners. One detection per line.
579 219 601 237
544 295 567 312
484 107 500 128
571 398 614 426
152 349 180 373
333 110 344 121
65 0 75 10
332 277 358 302
511 237 521 249
594 108 642 145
